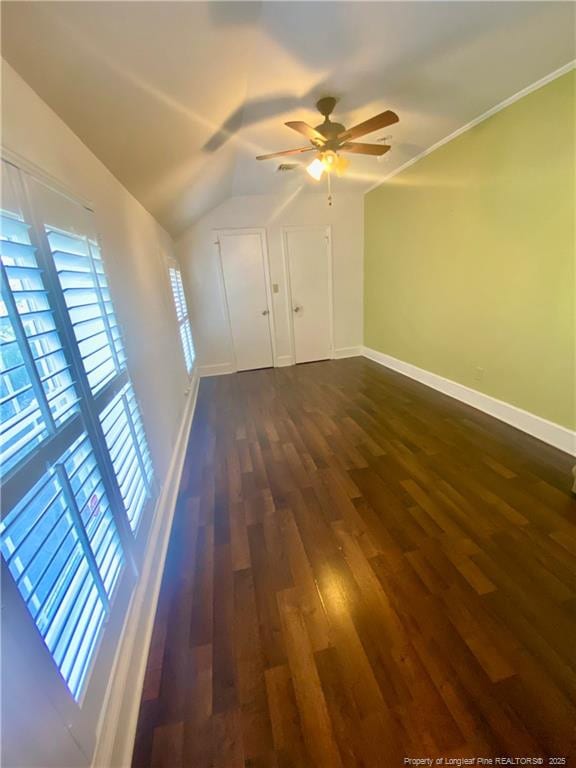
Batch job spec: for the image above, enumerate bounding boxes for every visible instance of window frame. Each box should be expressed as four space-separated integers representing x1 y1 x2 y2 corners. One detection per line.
1 154 156 754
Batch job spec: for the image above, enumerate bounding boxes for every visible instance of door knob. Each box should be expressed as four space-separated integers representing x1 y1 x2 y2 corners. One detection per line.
261 309 270 316
293 305 302 313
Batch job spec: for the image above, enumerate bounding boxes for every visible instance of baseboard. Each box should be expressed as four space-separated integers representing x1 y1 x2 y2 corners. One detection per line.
276 355 294 367
198 361 235 377
92 371 200 768
334 346 363 359
362 347 576 456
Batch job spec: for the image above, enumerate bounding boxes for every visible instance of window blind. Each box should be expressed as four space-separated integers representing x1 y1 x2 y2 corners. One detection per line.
1 161 156 706
0 431 124 699
46 227 126 396
1 208 80 473
99 382 153 532
169 264 195 373
27 172 155 533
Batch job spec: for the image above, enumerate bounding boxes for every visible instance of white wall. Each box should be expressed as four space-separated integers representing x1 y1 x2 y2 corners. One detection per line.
176 190 364 373
1 61 191 767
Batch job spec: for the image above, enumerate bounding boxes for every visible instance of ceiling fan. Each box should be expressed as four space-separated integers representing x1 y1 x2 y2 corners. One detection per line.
256 96 399 180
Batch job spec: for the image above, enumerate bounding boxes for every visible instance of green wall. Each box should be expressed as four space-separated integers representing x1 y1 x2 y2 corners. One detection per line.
364 71 575 430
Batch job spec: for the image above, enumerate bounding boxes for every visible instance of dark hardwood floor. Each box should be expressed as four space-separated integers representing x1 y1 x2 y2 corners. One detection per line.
132 357 576 768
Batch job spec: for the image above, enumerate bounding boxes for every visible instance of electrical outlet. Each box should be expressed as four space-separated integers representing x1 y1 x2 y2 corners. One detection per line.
474 367 484 383
272 283 279 294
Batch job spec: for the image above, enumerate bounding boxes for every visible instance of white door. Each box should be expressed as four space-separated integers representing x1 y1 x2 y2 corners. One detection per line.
285 226 332 364
219 230 274 371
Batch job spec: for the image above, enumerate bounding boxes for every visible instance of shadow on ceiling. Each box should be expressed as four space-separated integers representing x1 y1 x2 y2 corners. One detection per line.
201 2 554 155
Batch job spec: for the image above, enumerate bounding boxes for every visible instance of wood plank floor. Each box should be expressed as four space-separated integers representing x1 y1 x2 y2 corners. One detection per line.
132 358 576 768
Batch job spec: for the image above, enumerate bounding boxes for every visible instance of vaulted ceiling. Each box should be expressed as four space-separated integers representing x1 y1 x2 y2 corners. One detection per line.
2 1 574 235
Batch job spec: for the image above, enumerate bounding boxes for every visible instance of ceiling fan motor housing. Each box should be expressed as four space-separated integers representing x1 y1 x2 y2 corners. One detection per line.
315 97 345 145
316 121 346 141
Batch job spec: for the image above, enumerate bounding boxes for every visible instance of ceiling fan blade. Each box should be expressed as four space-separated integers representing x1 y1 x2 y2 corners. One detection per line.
337 110 399 141
256 147 315 160
284 121 326 145
340 142 391 156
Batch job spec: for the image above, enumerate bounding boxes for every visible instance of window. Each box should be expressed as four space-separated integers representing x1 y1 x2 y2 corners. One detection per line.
168 262 195 373
0 432 123 699
46 225 126 395
0 160 154 702
1 198 80 473
99 382 153 531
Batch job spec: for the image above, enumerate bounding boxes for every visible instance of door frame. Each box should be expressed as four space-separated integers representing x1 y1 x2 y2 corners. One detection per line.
281 224 335 364
214 227 277 371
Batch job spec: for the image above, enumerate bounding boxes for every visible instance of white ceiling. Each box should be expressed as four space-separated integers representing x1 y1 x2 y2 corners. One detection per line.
2 1 574 236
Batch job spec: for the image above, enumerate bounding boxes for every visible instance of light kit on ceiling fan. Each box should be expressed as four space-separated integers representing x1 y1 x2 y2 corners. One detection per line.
306 157 325 181
305 150 349 180
257 96 398 202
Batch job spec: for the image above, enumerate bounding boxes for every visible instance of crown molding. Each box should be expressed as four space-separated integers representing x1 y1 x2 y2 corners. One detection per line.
367 60 576 193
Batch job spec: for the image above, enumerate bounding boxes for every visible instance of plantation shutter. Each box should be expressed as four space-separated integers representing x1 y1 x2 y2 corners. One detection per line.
0 159 155 716
28 176 154 533
169 263 195 373
1 171 80 473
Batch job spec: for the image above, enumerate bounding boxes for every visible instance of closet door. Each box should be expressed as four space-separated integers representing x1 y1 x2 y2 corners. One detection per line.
285 226 332 363
218 230 273 371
